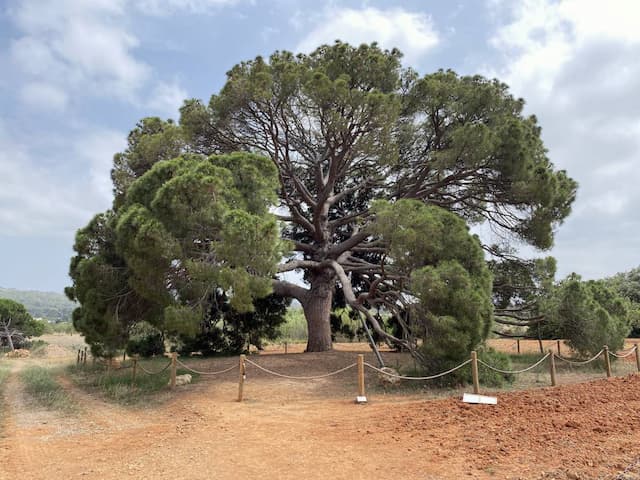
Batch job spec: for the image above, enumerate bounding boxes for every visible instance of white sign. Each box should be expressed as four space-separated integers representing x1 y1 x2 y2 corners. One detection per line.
462 393 497 405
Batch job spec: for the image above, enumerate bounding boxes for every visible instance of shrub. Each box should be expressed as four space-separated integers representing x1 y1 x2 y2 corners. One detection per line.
417 345 514 388
126 322 165 357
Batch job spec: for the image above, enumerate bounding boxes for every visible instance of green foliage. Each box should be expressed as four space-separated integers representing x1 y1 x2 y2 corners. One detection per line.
115 153 285 321
372 200 493 367
604 266 640 336
0 287 76 322
538 274 632 356
276 308 308 342
177 293 289 355
126 322 165 357
68 360 190 405
0 298 45 348
476 348 515 387
20 366 76 412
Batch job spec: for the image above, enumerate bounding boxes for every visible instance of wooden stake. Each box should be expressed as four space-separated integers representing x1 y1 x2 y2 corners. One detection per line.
284 342 288 354
77 349 81 365
471 351 480 394
84 347 88 365
169 352 177 389
557 340 561 355
357 354 365 398
132 355 139 384
517 339 520 355
237 354 246 402
548 349 556 387
604 345 612 378
635 344 640 373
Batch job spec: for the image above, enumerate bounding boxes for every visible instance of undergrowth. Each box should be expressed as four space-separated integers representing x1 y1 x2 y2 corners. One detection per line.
20 366 76 412
68 358 199 405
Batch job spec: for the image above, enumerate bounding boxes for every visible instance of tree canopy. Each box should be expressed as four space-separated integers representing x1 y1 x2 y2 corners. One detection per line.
0 298 43 349
537 275 631 356
68 42 577 366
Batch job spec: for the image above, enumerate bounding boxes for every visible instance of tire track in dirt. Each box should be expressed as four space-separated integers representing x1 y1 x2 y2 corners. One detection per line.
0 364 61 479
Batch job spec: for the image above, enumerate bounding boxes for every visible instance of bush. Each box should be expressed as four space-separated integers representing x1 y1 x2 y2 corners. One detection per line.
417 345 514 388
126 322 165 357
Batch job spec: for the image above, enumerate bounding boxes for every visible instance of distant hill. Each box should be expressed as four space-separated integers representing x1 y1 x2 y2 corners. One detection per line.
0 287 76 322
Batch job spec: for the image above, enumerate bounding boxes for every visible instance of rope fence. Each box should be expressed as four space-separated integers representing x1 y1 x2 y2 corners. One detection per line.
137 360 172 376
478 353 551 375
73 342 640 403
176 358 237 376
244 358 357 380
364 359 472 381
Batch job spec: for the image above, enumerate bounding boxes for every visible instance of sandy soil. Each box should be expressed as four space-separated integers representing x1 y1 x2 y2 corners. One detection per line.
2 341 640 480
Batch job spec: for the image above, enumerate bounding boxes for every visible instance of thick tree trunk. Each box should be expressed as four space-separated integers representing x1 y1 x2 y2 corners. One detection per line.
303 271 334 352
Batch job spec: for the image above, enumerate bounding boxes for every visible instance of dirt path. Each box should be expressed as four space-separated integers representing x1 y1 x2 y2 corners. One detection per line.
2 356 640 479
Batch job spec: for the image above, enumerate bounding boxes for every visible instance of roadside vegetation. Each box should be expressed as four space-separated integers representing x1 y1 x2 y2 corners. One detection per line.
20 366 76 412
68 359 199 406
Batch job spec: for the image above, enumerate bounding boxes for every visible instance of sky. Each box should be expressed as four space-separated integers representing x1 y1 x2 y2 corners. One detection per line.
0 0 639 294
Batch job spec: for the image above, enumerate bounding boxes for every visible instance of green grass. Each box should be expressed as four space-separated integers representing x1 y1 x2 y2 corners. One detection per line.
20 366 76 412
276 308 308 342
68 358 199 405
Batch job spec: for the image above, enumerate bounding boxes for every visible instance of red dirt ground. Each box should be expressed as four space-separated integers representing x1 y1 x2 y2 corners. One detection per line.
2 345 640 480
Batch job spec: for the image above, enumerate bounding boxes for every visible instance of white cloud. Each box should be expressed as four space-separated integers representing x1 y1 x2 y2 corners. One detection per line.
9 0 149 103
20 82 69 111
134 0 240 15
488 0 640 278
295 7 439 63
147 81 188 117
0 120 123 237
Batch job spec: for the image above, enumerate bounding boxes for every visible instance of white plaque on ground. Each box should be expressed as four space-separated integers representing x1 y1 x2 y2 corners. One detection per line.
462 393 497 405
355 395 368 404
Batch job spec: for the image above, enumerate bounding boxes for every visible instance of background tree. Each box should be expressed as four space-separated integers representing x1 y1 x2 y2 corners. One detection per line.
0 299 44 350
604 266 640 336
70 42 577 367
535 274 631 356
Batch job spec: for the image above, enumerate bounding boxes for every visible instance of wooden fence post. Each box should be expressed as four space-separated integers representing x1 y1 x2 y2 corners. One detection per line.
169 352 177 389
132 355 139 384
517 339 520 354
284 342 288 354
471 351 480 394
548 349 556 387
357 354 365 398
237 354 246 402
604 345 612 378
557 340 561 355
84 347 88 366
635 344 640 373
77 349 81 365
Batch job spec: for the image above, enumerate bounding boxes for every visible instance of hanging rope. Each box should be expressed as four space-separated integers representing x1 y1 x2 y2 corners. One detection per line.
364 359 471 380
478 353 550 374
138 360 172 375
554 349 604 365
176 359 237 375
609 345 638 359
244 358 357 380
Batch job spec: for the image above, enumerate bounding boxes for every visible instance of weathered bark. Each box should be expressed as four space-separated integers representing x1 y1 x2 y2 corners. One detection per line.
1 320 15 351
302 271 334 352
